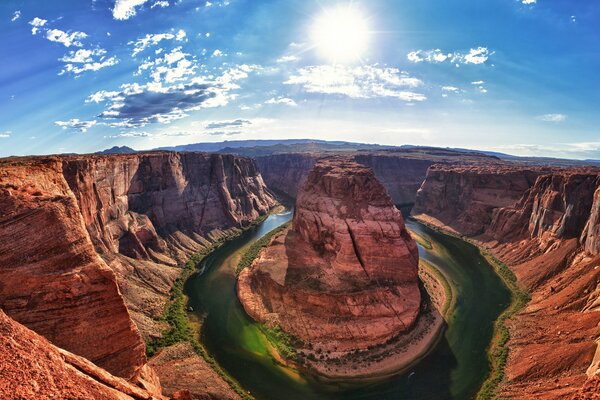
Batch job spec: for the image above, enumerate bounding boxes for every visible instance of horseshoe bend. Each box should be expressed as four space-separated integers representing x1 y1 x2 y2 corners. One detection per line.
237 158 445 379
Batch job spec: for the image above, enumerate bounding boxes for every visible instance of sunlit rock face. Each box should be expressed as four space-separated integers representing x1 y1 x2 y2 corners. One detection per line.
239 157 421 352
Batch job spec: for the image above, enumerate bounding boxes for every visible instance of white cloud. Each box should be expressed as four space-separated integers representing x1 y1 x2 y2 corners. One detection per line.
442 86 459 92
55 119 97 132
265 97 297 106
105 131 152 138
212 49 225 57
112 0 151 20
522 0 536 4
537 114 567 122
277 55 299 63
60 48 105 63
285 65 426 102
58 48 118 75
471 80 485 85
129 29 186 56
60 57 119 76
46 29 87 47
407 47 494 65
11 11 21 22
463 47 492 65
29 17 47 35
0 131 11 138
151 1 169 9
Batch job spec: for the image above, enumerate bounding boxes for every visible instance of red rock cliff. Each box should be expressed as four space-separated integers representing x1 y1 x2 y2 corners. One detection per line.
238 158 421 355
0 158 145 379
60 152 276 340
412 164 600 399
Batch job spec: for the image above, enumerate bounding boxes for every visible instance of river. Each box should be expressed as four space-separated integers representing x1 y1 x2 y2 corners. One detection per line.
185 211 511 400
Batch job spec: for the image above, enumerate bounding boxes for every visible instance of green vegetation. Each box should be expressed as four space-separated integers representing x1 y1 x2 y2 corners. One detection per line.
476 253 530 400
235 222 290 276
260 324 301 361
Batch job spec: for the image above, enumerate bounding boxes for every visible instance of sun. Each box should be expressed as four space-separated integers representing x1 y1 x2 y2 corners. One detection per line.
311 5 370 63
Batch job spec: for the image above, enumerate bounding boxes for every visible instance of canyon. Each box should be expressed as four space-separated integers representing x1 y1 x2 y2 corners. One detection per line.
237 157 444 378
0 146 598 399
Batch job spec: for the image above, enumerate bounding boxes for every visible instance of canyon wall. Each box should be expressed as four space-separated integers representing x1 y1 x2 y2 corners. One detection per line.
412 164 600 399
62 152 276 339
255 148 496 205
0 152 276 399
0 158 146 380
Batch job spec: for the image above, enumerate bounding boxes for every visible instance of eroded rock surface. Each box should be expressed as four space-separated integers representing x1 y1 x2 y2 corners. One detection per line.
0 309 166 400
239 158 421 356
413 164 600 398
0 158 145 379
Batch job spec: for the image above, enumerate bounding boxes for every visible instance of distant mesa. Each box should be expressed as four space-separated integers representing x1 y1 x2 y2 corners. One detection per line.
96 145 137 154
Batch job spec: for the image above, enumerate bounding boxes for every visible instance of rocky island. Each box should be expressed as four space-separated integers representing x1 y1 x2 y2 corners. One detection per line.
238 158 446 379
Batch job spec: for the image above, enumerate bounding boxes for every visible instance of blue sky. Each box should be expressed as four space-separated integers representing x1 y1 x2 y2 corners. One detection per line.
1 0 599 159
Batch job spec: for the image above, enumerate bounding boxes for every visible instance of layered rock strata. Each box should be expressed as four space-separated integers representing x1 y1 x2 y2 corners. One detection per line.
61 152 276 339
412 165 600 398
239 158 431 377
0 158 145 379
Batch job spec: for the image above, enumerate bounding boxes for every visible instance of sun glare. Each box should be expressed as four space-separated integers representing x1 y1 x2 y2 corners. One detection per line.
311 6 370 63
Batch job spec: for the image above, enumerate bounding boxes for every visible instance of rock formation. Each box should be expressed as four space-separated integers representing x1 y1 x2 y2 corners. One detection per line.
0 152 276 399
413 164 600 399
239 158 424 374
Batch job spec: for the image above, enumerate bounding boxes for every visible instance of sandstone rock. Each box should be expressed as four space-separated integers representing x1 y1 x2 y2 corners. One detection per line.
0 158 146 379
255 147 497 205
62 152 276 340
239 158 421 353
0 152 277 397
0 309 165 400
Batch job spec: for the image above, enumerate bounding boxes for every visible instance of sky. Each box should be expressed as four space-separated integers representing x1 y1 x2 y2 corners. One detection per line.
0 0 599 159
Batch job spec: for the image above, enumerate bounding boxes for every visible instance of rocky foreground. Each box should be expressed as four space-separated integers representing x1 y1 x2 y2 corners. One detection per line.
238 158 444 378
412 164 600 399
0 152 275 399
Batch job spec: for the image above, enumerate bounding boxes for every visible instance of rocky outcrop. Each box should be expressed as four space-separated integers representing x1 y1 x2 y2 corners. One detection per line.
239 158 421 364
148 343 241 400
0 158 146 379
0 309 168 400
412 164 600 399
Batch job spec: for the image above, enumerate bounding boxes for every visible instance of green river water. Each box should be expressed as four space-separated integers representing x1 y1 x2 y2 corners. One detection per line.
185 211 511 400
